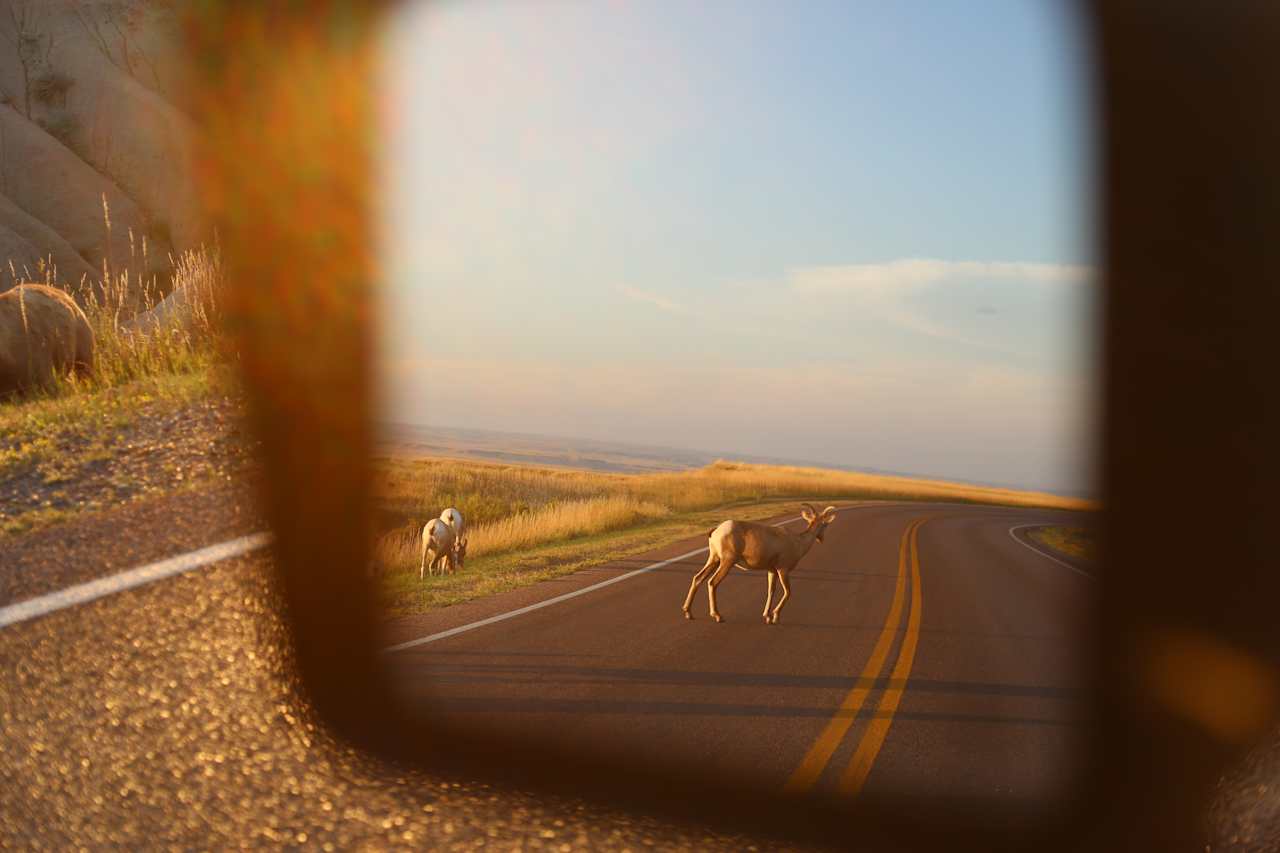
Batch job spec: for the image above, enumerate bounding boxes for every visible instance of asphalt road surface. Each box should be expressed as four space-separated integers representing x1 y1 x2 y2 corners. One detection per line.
11 490 1280 848
2 491 1101 847
384 502 1096 822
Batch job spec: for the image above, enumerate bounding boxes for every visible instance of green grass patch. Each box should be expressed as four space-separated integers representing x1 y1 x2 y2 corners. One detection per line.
0 365 249 537
1 368 224 477
1 506 76 537
1029 525 1095 562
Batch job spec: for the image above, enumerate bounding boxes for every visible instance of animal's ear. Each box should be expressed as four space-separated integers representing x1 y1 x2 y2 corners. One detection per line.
820 506 837 522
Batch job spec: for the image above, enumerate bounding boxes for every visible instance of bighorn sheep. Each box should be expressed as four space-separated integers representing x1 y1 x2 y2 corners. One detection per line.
440 506 467 568
440 506 465 543
420 517 466 578
682 503 838 624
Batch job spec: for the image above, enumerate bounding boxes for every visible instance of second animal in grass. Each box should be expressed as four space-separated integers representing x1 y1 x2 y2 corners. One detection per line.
421 507 468 579
439 507 467 570
420 515 467 578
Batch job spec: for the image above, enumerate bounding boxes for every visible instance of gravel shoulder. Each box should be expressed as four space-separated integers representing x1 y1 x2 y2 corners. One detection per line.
0 481 262 606
0 372 256 538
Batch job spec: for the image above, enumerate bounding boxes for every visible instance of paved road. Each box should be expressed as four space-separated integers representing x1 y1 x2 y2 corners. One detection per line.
1 492 1098 846
385 502 1096 819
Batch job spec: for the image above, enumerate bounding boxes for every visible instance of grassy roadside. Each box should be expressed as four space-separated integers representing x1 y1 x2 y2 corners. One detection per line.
0 366 253 536
2 237 238 535
378 498 830 616
1028 525 1096 562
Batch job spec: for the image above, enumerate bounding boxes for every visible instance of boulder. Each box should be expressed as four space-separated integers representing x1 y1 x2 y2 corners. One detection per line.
0 4 201 312
47 26 204 255
0 284 94 397
123 281 193 333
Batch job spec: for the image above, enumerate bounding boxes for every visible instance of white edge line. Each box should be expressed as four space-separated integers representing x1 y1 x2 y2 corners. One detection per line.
382 544 711 654
0 503 881 639
0 532 273 630
1008 524 1095 580
382 505 871 655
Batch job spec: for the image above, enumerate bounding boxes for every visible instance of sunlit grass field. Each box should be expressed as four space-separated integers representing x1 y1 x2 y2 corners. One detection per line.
373 455 1096 614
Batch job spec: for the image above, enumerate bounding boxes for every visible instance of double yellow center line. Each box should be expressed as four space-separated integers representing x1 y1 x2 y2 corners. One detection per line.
784 518 926 796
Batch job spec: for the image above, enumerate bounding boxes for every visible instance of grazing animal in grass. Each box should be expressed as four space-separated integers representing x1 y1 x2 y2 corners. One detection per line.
439 506 467 565
0 284 94 397
420 517 460 578
682 503 838 624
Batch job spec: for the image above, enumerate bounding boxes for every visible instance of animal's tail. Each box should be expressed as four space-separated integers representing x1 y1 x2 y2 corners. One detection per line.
707 527 716 539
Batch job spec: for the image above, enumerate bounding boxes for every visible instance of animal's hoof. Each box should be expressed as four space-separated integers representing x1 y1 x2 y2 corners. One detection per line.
683 610 692 620
712 614 723 623
769 615 779 624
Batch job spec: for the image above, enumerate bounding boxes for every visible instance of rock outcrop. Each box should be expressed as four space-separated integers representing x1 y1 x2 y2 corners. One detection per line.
0 106 154 282
0 192 100 293
0 2 200 304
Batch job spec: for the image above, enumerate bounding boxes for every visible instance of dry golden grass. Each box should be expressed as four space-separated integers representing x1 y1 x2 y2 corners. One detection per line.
372 455 1096 581
375 494 671 574
78 244 224 390
466 494 670 553
8 196 226 399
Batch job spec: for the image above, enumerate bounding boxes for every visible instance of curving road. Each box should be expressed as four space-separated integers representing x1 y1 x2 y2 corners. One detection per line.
384 502 1096 818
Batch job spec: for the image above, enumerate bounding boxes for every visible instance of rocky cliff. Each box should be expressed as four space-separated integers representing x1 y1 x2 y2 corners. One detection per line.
0 1 200 305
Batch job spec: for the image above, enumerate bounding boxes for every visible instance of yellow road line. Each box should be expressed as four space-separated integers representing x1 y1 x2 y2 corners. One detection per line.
783 519 920 794
837 517 926 795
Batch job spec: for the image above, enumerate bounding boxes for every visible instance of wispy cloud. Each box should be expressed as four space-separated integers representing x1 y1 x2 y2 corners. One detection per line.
789 259 1093 294
617 285 689 315
880 306 1002 350
782 258 1094 351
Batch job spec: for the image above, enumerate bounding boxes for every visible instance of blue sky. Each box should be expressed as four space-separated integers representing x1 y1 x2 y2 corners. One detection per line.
377 0 1096 494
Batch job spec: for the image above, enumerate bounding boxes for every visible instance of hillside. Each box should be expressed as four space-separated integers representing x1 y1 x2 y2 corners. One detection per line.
0 1 199 301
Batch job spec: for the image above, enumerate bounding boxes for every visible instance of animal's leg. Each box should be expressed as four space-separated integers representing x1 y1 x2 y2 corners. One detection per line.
420 541 429 581
706 555 735 623
763 570 776 623
769 569 792 624
683 551 718 618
